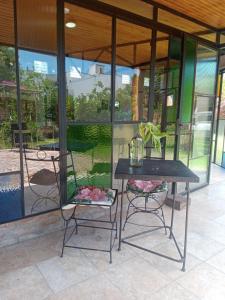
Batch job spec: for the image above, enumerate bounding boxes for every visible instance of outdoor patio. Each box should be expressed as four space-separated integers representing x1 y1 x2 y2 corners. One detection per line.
2 1 225 299
0 164 225 300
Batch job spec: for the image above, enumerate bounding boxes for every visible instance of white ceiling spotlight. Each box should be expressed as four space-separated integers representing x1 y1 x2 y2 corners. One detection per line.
65 21 76 29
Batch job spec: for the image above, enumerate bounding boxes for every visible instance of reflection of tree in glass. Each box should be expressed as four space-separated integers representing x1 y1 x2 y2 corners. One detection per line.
115 84 132 120
0 47 16 81
67 81 110 122
0 47 17 148
19 70 58 143
0 46 58 148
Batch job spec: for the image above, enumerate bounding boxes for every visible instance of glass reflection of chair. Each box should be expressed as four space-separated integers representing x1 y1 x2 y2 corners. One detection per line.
23 147 59 213
123 145 168 234
51 151 118 263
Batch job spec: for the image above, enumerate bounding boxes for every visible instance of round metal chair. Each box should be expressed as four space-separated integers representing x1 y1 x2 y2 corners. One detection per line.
123 145 168 234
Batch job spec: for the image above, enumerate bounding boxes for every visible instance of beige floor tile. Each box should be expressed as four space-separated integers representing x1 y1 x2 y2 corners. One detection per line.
177 231 225 261
122 223 169 255
151 282 200 300
214 214 225 226
177 262 225 300
105 256 169 299
37 252 99 293
45 273 133 300
0 242 34 275
206 249 225 274
139 240 202 280
0 265 53 300
82 243 136 272
192 219 225 245
0 231 63 275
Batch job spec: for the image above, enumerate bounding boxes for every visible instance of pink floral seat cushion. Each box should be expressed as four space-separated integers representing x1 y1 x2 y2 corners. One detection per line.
127 179 167 194
72 186 116 206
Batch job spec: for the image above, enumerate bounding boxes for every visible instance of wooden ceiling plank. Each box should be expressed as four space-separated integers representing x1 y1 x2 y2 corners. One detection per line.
141 0 218 31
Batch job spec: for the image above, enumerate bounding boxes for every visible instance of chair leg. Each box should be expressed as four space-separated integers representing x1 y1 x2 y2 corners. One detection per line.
61 220 69 258
115 221 118 239
109 225 113 264
123 194 133 231
160 207 167 235
73 207 78 234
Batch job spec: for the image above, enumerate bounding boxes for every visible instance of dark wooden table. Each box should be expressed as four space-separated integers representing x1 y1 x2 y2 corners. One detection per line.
114 158 199 271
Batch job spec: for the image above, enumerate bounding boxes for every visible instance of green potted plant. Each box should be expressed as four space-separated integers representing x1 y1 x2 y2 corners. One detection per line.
129 122 167 167
138 122 167 153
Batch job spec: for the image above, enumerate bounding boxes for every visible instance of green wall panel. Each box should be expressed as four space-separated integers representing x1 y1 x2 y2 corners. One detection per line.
167 36 181 124
180 37 197 123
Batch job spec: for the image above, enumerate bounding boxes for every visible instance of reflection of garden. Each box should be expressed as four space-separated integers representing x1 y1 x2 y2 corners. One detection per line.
0 47 58 152
67 125 112 188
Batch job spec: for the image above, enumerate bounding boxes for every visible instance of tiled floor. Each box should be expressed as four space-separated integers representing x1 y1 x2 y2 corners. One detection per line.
0 164 225 300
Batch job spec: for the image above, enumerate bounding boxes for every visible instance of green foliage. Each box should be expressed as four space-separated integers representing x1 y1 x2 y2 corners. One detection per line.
67 81 110 121
139 122 168 152
0 47 16 81
115 84 132 120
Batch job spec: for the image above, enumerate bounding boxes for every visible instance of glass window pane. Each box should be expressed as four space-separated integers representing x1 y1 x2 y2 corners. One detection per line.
215 121 224 165
115 20 151 121
17 0 59 216
189 156 209 186
0 173 23 223
67 125 112 188
191 44 217 187
195 45 217 96
0 1 20 174
215 73 225 165
0 46 21 173
113 124 137 189
167 36 182 125
19 50 59 150
220 33 225 44
153 32 169 125
165 124 176 160
65 4 112 122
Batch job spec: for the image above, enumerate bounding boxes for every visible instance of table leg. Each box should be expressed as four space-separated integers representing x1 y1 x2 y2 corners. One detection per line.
182 182 190 272
169 182 176 239
118 179 124 251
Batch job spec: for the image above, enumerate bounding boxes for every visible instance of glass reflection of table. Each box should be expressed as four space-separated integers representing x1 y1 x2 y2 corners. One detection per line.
114 158 199 271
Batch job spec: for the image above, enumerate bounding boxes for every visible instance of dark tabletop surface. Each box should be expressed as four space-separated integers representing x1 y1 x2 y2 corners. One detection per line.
114 159 199 183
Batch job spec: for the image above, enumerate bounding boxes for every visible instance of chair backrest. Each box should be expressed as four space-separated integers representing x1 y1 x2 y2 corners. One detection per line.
51 151 78 204
23 147 57 186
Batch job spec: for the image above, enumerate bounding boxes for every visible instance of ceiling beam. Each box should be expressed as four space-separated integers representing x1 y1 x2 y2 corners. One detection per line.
141 0 218 32
67 37 169 56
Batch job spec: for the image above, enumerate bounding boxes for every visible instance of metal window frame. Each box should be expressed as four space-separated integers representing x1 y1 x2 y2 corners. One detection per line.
0 0 221 225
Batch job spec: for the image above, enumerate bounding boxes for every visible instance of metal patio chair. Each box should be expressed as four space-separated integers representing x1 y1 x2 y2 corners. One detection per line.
51 151 118 263
23 147 59 213
123 145 168 234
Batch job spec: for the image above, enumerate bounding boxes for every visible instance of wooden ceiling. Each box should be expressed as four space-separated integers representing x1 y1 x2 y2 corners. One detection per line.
1 0 220 69
0 0 14 45
153 0 225 29
0 0 168 67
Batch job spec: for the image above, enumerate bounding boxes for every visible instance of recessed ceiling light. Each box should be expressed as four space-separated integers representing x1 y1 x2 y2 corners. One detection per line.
65 21 76 29
64 7 70 14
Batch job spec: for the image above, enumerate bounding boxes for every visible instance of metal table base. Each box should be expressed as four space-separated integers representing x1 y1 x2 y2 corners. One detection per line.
118 180 190 272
